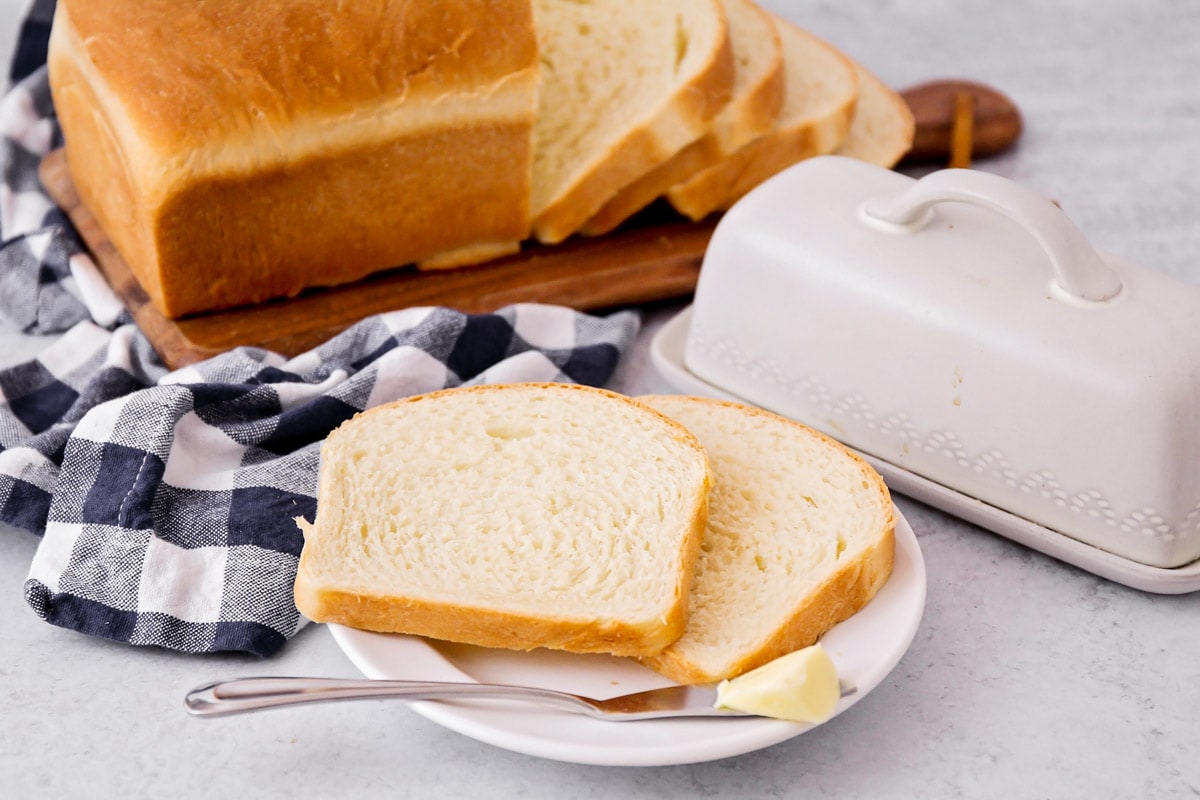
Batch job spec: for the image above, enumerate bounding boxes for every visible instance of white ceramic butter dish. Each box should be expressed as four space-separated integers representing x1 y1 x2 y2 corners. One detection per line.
655 156 1200 593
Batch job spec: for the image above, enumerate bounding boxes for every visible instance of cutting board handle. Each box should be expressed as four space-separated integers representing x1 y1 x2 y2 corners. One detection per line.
861 168 1124 303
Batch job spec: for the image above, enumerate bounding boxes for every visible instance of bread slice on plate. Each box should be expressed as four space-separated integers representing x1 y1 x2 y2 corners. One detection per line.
666 16 858 221
636 395 895 684
579 0 785 236
294 383 713 657
833 59 916 167
529 0 735 244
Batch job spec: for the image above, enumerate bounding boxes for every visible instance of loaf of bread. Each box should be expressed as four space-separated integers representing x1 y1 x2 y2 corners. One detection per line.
48 0 541 318
636 395 895 684
48 0 916 314
293 383 713 657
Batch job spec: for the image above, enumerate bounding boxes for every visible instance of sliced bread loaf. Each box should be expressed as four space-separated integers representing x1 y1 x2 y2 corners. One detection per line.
666 16 858 221
579 0 785 236
636 395 895 684
529 0 734 244
294 383 713 657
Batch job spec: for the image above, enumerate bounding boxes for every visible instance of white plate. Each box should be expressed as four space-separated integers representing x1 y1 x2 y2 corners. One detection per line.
329 512 925 767
650 306 1200 594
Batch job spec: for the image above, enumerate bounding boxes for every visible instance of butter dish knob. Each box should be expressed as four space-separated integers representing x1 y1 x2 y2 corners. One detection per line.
861 168 1124 303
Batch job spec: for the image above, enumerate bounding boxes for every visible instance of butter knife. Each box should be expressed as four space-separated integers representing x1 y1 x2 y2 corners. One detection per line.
185 676 855 721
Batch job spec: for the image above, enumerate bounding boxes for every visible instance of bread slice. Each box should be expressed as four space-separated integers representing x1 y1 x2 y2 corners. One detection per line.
636 395 895 684
579 0 784 236
833 59 916 167
294 383 713 657
666 17 858 222
529 0 735 244
49 0 540 318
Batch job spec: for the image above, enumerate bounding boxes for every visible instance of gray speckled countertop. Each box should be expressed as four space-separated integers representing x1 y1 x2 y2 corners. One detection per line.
3 1 1199 797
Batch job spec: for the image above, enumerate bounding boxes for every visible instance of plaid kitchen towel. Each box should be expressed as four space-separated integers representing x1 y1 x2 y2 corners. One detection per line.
4 306 638 657
0 3 642 656
2 0 99 335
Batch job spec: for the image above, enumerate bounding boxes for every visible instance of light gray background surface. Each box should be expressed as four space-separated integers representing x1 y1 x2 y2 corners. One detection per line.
2 2 1199 797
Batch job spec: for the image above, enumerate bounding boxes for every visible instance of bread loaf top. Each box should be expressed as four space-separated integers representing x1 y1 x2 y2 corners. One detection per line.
51 0 540 178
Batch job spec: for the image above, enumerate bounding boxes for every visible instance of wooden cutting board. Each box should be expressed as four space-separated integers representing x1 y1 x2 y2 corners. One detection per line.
39 149 714 369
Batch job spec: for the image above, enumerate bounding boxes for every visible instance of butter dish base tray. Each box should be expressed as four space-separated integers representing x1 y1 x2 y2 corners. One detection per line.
652 306 1200 595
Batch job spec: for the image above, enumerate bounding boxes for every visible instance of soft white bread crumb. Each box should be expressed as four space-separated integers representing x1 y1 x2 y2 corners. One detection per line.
834 58 916 166
530 0 734 243
666 15 858 221
637 395 895 683
580 0 785 236
294 383 713 657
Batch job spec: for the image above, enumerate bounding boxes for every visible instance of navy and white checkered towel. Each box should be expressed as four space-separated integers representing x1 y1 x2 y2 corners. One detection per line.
0 4 641 657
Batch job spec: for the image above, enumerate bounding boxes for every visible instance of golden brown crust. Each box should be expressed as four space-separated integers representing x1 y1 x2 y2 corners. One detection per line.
49 37 156 303
148 123 534 316
295 570 688 657
643 519 894 683
49 0 539 317
295 383 714 658
339 382 711 450
635 395 895 684
54 0 539 155
530 9 735 244
580 127 722 237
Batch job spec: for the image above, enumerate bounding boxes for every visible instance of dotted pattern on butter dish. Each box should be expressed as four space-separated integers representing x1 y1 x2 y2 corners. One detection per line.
691 328 1198 547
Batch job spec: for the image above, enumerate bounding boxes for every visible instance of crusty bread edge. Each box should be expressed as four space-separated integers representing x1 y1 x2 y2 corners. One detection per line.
579 0 785 237
706 0 788 156
834 59 916 168
666 18 859 221
531 2 736 244
635 395 896 684
293 382 714 657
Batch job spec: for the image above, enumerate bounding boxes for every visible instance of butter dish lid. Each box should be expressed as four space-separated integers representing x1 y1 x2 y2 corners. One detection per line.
664 156 1200 589
651 307 1200 594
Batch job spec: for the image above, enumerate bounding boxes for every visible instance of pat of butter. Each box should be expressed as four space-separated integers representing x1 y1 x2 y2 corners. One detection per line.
714 644 840 723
